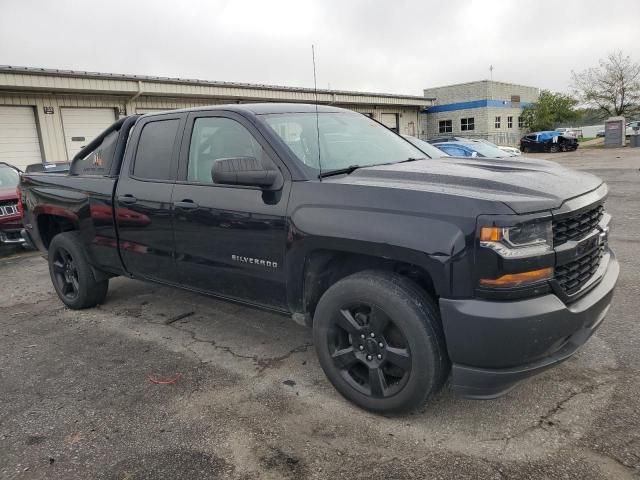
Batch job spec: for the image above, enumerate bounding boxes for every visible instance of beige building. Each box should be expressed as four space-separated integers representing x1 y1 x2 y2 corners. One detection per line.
0 65 432 169
422 80 540 146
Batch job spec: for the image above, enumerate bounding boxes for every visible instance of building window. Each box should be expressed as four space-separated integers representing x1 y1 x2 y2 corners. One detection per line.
460 117 475 131
438 120 452 133
494 116 501 129
518 116 524 128
507 116 513 128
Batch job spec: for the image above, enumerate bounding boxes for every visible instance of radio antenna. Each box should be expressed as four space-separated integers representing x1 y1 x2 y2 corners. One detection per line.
312 44 322 180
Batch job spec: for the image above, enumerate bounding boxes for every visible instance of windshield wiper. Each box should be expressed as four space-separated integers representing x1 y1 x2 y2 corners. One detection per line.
318 165 362 178
397 157 426 163
318 158 427 179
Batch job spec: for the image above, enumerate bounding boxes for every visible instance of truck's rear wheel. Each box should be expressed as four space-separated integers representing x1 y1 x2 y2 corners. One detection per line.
313 271 448 413
48 232 109 309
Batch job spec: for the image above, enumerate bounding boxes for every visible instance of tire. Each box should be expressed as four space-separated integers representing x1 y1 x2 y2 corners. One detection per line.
522 146 531 154
549 144 560 153
48 232 109 309
313 270 449 413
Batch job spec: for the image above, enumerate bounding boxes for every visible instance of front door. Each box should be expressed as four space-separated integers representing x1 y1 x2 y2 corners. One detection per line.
116 113 184 282
171 111 291 310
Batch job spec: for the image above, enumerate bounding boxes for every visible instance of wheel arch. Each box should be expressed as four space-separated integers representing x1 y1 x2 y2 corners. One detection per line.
292 246 447 325
35 211 79 249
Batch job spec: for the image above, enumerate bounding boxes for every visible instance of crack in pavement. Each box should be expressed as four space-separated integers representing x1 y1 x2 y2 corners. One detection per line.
168 321 313 373
484 382 606 452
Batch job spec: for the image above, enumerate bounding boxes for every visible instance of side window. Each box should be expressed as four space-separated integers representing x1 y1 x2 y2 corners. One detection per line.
133 119 180 180
72 130 119 175
187 117 265 184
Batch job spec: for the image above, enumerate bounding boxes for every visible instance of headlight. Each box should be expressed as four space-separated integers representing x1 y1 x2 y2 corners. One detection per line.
480 220 553 258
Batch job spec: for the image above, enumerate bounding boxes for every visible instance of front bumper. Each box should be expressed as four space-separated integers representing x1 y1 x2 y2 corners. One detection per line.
439 251 619 399
0 227 24 244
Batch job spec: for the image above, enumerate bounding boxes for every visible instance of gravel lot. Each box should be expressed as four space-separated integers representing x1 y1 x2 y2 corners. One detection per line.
1 147 639 479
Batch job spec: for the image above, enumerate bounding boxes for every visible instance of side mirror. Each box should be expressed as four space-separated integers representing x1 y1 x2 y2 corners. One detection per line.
212 156 279 188
471 151 478 157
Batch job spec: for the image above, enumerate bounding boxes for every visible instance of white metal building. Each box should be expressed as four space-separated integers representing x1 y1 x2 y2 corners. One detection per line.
0 66 432 169
422 80 540 146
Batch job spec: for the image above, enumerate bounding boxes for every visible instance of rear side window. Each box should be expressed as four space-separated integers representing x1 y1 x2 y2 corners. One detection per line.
133 119 179 180
72 130 118 176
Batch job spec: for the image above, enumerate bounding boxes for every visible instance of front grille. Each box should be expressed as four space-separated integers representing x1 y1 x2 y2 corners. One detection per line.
0 203 19 217
553 204 604 246
555 245 604 295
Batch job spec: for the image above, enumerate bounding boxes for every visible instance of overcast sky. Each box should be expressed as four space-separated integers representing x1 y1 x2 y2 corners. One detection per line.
1 0 639 96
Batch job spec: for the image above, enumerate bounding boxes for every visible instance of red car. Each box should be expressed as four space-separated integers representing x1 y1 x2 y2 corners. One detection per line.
0 162 24 245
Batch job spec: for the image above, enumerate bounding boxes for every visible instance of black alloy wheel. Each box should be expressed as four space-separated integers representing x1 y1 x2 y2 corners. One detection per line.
313 270 448 413
48 231 109 309
51 246 80 301
328 304 411 399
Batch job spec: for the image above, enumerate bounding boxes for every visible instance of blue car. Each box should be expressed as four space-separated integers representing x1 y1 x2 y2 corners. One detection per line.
434 140 515 158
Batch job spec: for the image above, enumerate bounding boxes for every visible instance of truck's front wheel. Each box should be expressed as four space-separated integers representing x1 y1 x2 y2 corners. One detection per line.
48 232 109 309
313 271 449 413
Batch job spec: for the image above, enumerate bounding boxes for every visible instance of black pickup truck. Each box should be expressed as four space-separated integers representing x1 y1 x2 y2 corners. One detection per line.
19 104 618 412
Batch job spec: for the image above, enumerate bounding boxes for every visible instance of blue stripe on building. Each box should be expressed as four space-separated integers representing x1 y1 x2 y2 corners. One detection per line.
425 99 532 113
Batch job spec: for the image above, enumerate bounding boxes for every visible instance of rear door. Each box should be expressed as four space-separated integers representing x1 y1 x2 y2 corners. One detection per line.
115 112 185 282
171 111 291 310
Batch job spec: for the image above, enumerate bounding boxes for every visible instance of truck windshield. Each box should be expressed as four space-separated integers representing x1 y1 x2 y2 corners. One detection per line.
263 112 427 172
0 166 20 187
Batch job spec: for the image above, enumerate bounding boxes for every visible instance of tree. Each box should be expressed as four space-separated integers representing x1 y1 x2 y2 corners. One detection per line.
571 51 640 118
521 90 578 131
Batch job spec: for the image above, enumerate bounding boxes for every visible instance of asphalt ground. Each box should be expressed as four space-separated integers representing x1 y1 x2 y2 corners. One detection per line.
1 147 639 479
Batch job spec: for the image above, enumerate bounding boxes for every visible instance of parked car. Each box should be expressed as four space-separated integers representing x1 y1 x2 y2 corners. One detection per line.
401 135 448 158
474 139 521 156
427 136 469 144
520 131 579 153
497 145 521 156
596 130 605 138
20 104 618 413
0 162 25 245
555 127 582 138
433 140 515 158
626 121 640 136
430 137 520 156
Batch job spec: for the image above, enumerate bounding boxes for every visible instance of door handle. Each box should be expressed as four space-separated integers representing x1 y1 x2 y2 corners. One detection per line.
118 194 137 205
174 199 199 210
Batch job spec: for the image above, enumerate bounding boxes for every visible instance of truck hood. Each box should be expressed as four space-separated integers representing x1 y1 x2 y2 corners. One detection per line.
0 186 18 202
327 156 603 214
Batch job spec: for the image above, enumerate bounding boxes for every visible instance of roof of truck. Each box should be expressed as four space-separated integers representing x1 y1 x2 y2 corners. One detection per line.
142 103 350 117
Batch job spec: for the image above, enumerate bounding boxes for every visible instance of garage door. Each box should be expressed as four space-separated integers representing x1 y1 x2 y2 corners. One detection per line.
0 106 43 170
61 108 116 160
136 108 172 114
380 113 399 133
